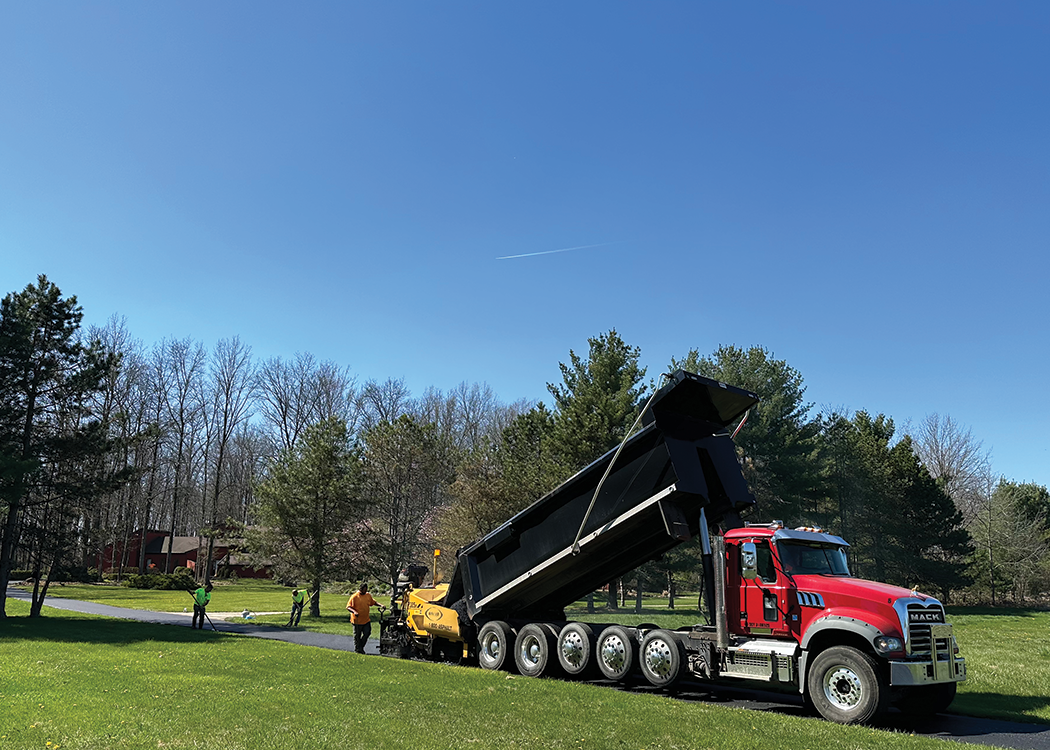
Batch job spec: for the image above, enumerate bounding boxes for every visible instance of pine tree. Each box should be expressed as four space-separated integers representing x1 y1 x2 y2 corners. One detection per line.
0 275 118 617
249 416 365 616
547 330 647 471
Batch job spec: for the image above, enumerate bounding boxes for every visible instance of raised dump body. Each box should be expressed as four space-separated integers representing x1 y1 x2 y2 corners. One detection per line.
442 370 759 621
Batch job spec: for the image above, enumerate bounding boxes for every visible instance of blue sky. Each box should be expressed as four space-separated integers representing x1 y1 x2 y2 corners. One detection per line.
2 2 1047 488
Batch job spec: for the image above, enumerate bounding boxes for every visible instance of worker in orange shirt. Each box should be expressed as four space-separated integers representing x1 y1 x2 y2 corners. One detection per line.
346 583 381 654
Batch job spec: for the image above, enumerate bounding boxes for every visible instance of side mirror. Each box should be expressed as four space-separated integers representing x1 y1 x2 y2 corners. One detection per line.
740 542 758 580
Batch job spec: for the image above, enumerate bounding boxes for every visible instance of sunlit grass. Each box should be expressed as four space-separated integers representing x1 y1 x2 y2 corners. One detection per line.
945 606 1050 723
21 583 1050 725
1 599 959 750
26 579 354 614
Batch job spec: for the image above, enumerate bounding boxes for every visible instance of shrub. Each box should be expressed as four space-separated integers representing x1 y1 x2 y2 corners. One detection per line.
104 566 140 576
50 565 94 583
123 572 196 590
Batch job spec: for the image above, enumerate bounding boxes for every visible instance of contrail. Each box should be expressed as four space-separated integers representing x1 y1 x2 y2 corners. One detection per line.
496 241 623 260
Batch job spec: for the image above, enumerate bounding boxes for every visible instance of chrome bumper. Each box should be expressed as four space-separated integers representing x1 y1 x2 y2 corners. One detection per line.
889 655 966 685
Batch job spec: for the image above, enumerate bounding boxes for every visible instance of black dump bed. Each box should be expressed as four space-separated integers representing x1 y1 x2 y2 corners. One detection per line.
444 370 759 621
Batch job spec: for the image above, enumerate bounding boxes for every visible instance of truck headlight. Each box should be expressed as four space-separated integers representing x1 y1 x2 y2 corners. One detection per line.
874 635 903 655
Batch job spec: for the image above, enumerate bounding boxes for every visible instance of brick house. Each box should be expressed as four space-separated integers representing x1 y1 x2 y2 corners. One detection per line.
97 530 271 579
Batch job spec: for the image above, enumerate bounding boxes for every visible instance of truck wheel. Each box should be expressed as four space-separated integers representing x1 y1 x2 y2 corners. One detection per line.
596 626 638 682
897 682 957 715
640 629 686 688
478 621 513 671
514 623 560 678
557 622 597 678
807 646 888 724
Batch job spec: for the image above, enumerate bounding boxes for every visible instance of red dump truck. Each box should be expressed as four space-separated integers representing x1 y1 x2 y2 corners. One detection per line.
380 370 965 724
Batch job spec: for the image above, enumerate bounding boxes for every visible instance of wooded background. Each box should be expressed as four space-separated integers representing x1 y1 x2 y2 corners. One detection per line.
2 275 1046 618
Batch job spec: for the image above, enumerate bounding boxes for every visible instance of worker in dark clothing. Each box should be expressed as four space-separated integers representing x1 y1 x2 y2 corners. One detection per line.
192 583 213 629
287 587 311 627
346 583 380 654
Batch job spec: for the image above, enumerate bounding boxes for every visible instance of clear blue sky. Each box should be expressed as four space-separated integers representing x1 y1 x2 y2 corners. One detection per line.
2 3 1047 488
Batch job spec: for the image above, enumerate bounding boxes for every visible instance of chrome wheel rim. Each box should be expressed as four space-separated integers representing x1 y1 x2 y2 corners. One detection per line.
480 631 501 667
644 638 674 679
519 634 542 668
561 631 586 669
600 634 626 674
822 665 863 709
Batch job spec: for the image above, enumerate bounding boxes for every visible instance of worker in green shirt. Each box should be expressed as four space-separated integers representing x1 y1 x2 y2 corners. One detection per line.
287 587 312 627
192 582 213 629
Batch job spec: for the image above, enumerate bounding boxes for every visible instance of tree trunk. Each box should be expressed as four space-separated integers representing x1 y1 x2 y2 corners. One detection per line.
0 497 24 618
30 552 58 618
0 390 35 618
634 575 643 613
606 579 618 610
311 576 322 617
204 536 216 583
667 571 675 610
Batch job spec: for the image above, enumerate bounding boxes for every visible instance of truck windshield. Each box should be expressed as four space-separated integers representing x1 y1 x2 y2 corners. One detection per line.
777 542 850 576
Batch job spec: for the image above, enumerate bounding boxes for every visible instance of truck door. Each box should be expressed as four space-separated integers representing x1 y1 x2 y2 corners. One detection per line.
738 539 790 637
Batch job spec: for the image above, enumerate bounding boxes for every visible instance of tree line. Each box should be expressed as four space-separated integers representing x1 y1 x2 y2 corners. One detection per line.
1 275 1047 618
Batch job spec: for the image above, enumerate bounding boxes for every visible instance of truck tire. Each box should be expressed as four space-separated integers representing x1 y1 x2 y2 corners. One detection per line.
557 622 597 678
896 682 957 716
478 620 514 671
639 629 686 688
596 625 639 682
806 646 888 724
514 623 561 678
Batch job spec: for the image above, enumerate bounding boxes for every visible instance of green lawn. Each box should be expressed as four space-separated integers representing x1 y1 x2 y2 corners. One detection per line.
1 599 963 750
30 579 355 615
18 583 1050 726
946 606 1050 723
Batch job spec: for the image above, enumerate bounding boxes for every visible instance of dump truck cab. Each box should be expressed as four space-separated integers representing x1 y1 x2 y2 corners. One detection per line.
724 523 965 722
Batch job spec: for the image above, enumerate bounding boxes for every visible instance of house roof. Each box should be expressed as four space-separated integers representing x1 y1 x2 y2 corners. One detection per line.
143 535 201 555
142 535 238 557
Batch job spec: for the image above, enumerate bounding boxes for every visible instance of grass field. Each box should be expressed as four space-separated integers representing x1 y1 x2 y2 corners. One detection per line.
1 598 968 750
16 582 1050 726
27 579 352 616
25 579 365 635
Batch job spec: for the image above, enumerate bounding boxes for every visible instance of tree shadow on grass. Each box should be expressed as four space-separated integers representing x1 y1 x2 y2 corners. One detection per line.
0 613 223 646
947 606 1049 618
611 679 1050 737
946 691 1050 727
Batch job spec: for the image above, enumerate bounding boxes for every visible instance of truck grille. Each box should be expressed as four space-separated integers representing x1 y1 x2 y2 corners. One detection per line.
906 603 945 657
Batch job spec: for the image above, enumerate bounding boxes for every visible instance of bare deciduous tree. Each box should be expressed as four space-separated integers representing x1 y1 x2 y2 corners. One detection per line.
911 413 993 528
155 338 207 573
359 377 412 432
201 337 256 582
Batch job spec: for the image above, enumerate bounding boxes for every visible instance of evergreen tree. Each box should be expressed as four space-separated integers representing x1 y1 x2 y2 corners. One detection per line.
821 411 971 600
249 416 365 616
888 434 972 601
0 275 119 617
547 330 647 470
